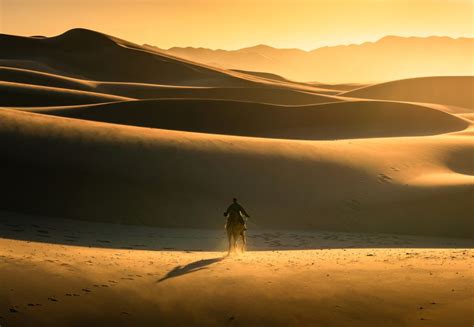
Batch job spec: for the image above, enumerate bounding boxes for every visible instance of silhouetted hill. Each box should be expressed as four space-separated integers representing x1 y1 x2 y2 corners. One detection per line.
0 29 258 86
151 36 474 83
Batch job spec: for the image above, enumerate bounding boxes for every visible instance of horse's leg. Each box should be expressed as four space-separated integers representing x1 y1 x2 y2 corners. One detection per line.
241 230 246 252
233 232 238 252
227 229 233 255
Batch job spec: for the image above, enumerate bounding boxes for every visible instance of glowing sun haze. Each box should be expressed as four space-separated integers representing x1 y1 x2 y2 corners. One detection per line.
1 0 473 50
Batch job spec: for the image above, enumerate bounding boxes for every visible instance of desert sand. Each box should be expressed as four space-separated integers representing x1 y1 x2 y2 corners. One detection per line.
1 212 473 326
0 28 473 326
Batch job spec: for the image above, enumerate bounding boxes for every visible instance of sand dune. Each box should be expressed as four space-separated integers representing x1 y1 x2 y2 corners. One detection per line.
309 82 369 92
0 66 340 105
1 212 473 326
0 59 72 76
0 29 329 93
0 29 255 87
22 99 469 140
97 85 341 104
230 69 293 83
342 76 474 109
0 81 131 106
0 108 472 237
0 27 473 327
1 235 472 327
0 28 472 239
230 69 359 93
0 66 97 92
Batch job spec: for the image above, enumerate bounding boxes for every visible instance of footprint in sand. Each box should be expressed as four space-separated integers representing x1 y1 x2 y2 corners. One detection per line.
378 174 392 183
48 297 58 302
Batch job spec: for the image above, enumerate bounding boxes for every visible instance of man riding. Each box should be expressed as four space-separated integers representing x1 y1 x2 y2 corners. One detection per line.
224 198 250 230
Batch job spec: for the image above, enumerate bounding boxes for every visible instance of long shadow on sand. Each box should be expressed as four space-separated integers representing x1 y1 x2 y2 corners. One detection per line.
157 257 225 283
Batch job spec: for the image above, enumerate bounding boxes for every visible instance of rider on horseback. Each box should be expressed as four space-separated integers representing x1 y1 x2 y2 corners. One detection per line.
224 198 250 230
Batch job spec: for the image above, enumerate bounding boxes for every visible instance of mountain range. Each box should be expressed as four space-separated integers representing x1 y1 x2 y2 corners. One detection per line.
146 36 474 83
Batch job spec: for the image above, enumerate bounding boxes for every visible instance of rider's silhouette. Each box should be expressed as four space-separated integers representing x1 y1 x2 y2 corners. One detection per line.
224 198 250 228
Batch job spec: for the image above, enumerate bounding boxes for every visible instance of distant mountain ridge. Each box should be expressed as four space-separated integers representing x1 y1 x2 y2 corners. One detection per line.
145 36 474 83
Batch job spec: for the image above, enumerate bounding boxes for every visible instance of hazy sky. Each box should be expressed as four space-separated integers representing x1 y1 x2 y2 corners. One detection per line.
1 0 472 50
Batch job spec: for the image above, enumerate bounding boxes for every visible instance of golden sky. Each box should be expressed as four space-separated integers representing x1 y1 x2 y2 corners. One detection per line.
1 0 473 50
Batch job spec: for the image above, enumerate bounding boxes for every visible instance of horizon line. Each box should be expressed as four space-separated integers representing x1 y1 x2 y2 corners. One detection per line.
151 34 473 52
1 28 473 53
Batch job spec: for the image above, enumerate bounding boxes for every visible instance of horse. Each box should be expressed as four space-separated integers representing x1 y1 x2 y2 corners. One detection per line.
225 214 246 254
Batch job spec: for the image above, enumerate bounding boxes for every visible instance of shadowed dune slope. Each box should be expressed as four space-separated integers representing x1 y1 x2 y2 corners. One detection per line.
230 69 352 93
0 108 472 237
0 29 259 87
231 69 291 83
0 81 132 106
0 66 96 92
309 82 369 92
96 85 341 105
342 76 474 109
0 28 336 94
0 59 70 76
0 66 341 105
24 99 469 140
